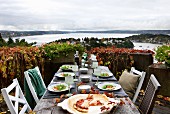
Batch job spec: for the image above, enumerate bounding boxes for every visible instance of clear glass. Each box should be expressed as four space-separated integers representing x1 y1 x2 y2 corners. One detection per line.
65 76 74 97
72 65 79 82
94 68 101 85
92 61 98 69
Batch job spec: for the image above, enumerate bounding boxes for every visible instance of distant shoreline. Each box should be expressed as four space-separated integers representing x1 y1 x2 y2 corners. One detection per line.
1 30 170 38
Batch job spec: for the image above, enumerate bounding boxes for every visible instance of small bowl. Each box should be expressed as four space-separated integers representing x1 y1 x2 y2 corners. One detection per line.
79 68 88 74
80 75 90 83
78 85 91 93
84 64 88 68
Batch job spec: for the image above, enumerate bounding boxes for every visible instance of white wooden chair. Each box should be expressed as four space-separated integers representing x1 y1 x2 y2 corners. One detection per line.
1 78 31 114
130 67 146 103
24 66 46 104
139 74 161 114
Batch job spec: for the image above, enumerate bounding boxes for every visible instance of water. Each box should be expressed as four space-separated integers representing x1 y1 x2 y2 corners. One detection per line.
13 33 161 51
13 33 136 45
133 42 161 51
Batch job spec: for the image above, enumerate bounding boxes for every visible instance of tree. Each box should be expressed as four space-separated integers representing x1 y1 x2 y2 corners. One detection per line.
7 37 14 45
0 33 7 47
0 34 37 47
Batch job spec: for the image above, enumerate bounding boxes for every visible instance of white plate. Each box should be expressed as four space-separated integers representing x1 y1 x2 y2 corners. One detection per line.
48 83 68 92
58 94 120 114
93 72 113 78
60 65 72 71
55 72 75 78
98 82 121 91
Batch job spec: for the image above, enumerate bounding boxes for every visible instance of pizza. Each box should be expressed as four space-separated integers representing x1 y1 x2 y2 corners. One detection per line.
67 94 118 114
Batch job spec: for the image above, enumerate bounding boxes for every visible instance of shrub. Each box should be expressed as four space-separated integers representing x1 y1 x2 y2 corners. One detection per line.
155 45 170 65
41 42 85 60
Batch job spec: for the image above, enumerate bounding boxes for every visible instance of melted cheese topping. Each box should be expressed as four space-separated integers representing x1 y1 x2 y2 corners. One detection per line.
81 100 90 108
89 99 104 106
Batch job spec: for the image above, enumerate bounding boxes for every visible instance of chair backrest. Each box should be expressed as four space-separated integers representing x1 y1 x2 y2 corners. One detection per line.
130 67 146 103
139 74 161 114
24 66 46 104
1 79 31 114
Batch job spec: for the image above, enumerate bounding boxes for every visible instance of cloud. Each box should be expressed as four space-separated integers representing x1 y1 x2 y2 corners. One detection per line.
0 0 170 30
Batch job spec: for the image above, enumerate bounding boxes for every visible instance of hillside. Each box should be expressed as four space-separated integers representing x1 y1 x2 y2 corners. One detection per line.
1 30 170 38
126 34 170 44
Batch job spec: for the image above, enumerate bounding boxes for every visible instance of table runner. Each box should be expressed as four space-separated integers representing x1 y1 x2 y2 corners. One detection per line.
43 78 127 99
91 73 117 81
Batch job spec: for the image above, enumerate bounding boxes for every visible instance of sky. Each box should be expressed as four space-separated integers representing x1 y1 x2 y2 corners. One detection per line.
0 0 170 31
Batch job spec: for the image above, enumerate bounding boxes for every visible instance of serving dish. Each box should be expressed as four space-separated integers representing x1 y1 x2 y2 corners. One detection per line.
97 82 121 91
58 94 120 114
47 83 68 92
55 72 75 78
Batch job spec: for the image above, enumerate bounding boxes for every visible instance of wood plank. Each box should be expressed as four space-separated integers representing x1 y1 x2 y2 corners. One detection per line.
34 99 56 114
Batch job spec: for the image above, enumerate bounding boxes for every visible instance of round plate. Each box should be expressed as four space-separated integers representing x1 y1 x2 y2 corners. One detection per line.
60 65 72 71
48 83 68 92
55 72 75 78
98 82 121 91
93 72 113 78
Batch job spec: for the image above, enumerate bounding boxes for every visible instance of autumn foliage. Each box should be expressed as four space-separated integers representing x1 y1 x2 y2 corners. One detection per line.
90 46 154 78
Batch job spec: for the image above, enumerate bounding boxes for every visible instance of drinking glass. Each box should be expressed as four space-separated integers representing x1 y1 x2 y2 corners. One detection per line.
65 75 74 97
72 65 79 82
94 67 101 85
92 61 98 69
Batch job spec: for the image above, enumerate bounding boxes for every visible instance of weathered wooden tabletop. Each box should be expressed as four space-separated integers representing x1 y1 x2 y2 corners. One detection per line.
33 97 140 114
33 66 140 114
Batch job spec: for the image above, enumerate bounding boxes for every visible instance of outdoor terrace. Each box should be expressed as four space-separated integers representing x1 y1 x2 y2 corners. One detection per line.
0 42 170 114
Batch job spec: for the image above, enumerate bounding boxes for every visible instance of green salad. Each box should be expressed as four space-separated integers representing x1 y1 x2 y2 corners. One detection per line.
61 73 71 77
61 65 71 70
100 73 109 77
102 84 115 90
53 84 67 91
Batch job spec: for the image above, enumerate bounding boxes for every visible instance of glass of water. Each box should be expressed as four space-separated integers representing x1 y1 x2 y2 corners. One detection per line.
65 75 74 97
94 67 101 85
92 61 98 69
72 65 79 82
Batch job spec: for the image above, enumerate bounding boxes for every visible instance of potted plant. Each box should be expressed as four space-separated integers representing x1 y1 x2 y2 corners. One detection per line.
155 45 170 67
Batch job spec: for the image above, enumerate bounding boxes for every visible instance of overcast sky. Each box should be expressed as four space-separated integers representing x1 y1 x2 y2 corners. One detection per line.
0 0 170 31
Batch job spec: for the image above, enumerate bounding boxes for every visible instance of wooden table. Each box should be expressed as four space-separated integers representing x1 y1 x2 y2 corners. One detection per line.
33 66 140 114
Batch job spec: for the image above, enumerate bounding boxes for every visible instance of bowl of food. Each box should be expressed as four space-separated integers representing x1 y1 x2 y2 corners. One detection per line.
48 83 68 92
93 72 113 78
55 72 75 78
